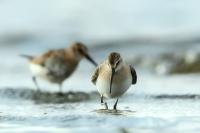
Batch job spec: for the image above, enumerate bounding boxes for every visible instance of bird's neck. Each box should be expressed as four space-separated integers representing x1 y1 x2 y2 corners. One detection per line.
106 60 124 72
64 48 82 62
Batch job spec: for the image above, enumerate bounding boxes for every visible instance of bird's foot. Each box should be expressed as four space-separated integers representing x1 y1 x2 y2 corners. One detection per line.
103 102 108 110
113 107 118 112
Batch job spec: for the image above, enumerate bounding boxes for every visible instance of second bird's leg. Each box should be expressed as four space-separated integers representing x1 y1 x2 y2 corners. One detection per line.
113 98 119 110
32 76 40 92
101 95 108 110
57 83 64 96
58 83 63 93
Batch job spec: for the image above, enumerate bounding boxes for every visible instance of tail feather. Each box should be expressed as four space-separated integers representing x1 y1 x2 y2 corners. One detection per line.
20 54 34 60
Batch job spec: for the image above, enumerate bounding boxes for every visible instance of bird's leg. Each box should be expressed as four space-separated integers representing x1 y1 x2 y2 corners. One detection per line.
58 83 63 93
32 76 40 92
101 95 108 110
57 83 64 96
113 98 119 110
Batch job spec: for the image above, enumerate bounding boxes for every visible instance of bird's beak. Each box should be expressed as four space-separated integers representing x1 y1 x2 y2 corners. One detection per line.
110 68 115 94
84 53 98 66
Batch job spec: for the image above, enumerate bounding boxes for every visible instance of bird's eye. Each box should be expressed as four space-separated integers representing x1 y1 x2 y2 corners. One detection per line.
78 48 84 54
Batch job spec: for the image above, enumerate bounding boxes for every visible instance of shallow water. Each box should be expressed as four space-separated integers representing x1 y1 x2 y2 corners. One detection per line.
1 89 200 133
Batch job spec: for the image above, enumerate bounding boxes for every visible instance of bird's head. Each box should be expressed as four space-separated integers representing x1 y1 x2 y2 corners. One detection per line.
108 52 123 72
70 42 97 66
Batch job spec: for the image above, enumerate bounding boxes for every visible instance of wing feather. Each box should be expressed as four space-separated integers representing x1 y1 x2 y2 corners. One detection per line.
130 65 137 84
91 67 99 85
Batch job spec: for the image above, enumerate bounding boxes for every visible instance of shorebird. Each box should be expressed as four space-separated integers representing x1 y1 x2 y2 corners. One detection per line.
91 52 137 110
21 42 97 92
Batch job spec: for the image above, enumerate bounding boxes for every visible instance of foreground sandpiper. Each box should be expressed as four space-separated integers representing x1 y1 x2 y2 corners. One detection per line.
21 42 97 92
91 52 137 110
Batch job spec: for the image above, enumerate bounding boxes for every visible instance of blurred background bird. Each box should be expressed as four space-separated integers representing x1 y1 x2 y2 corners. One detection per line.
21 42 97 93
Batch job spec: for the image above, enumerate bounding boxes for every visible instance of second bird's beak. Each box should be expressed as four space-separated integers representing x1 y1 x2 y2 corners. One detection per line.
84 53 98 66
110 68 115 94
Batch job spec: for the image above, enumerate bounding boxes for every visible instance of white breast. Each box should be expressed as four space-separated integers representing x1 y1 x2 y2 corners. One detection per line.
96 68 132 99
30 63 48 78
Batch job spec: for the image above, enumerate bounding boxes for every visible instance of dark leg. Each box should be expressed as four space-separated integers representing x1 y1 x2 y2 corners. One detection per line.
58 83 62 93
100 95 104 104
101 95 108 110
113 98 119 110
32 76 40 91
57 83 64 96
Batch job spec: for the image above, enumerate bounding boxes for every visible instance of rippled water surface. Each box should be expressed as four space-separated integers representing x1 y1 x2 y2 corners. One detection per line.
1 90 200 133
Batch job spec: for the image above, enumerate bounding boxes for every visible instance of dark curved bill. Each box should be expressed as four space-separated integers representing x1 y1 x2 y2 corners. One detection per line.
85 54 98 66
110 68 115 94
